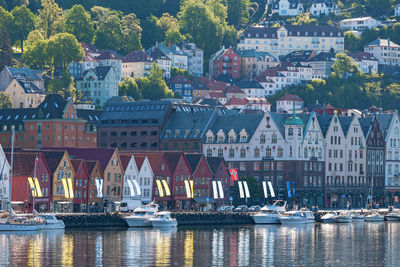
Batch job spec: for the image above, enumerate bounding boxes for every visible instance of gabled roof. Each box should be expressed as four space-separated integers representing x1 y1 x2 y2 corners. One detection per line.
350 52 377 61
205 157 224 175
224 85 244 95
160 109 217 140
171 75 192 85
277 94 304 102
5 152 40 176
316 115 333 137
42 147 116 171
84 160 100 175
358 117 373 138
309 51 336 62
70 159 84 173
134 156 145 170
146 47 171 60
236 49 277 62
338 116 353 136
76 109 101 122
76 66 113 81
123 50 152 63
119 155 132 171
375 113 394 139
36 150 66 173
196 98 223 107
14 80 45 94
6 66 43 81
164 152 183 172
272 0 301 9
185 154 203 173
96 50 123 60
133 152 171 174
235 80 264 89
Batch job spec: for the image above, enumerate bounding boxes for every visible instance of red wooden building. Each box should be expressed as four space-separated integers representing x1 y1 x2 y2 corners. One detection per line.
7 152 52 212
210 48 241 79
71 159 90 212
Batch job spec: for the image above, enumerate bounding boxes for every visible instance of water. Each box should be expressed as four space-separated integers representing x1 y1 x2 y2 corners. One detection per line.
0 223 399 266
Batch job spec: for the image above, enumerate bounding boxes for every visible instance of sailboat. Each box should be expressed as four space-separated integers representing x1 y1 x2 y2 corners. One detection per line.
0 129 45 231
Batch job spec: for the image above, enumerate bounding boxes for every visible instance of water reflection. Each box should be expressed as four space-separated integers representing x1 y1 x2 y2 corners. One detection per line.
0 223 399 266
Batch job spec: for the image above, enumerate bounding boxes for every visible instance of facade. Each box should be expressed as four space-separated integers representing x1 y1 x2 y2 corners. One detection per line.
179 43 204 77
339 17 381 31
0 66 44 92
209 48 241 79
71 159 90 212
236 80 267 98
122 50 153 78
309 0 339 16
96 51 123 81
0 94 100 150
237 25 344 57
306 51 335 79
0 145 10 210
7 152 51 212
120 154 140 201
5 79 46 108
206 157 230 207
154 43 189 71
364 39 400 67
136 156 154 203
147 47 172 78
236 49 278 79
169 75 194 102
276 94 304 113
98 98 173 150
350 52 378 73
75 66 119 106
396 4 400 16
224 85 245 100
84 160 104 212
225 97 271 112
270 0 304 16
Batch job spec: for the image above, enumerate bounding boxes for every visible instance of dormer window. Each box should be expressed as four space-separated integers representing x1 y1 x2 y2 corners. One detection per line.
195 129 200 137
206 135 213 143
166 130 171 137
240 135 247 142
229 135 235 143
185 129 190 138
175 130 180 137
218 135 224 143
288 127 294 136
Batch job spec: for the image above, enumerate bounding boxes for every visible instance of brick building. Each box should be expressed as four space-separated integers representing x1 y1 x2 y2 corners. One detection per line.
209 48 241 79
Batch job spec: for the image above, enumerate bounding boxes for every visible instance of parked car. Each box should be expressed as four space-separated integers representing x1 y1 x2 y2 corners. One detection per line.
218 205 234 212
234 205 249 212
217 206 226 212
224 206 234 212
248 205 261 212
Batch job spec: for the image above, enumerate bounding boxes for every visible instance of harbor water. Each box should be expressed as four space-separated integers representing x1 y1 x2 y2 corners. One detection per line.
0 222 399 266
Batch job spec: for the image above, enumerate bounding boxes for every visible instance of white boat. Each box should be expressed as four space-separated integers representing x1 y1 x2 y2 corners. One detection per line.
149 211 177 228
385 212 400 221
251 200 286 224
124 203 159 227
279 210 315 225
351 213 365 222
320 212 337 223
0 216 43 231
36 213 65 230
335 212 352 223
365 212 384 222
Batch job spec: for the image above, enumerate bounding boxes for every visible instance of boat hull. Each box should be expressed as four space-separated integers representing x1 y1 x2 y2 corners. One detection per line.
0 224 42 231
125 217 152 227
40 221 65 230
150 219 177 228
352 217 365 222
321 218 335 223
251 215 281 224
279 218 310 224
335 217 352 223
385 216 400 221
365 217 384 222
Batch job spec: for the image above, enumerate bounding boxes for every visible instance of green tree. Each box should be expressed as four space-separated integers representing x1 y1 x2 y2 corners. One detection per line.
10 5 35 52
22 39 50 69
366 0 394 17
227 0 250 28
137 62 174 100
25 30 45 48
47 32 83 74
64 4 94 43
290 12 317 25
121 13 142 54
141 15 160 49
119 78 142 100
344 31 361 53
331 53 361 79
0 6 12 32
0 92 11 108
36 0 64 38
0 30 13 71
48 75 76 99
94 15 123 50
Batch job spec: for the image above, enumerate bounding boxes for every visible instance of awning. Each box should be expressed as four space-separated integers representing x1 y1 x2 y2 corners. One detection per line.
193 197 216 204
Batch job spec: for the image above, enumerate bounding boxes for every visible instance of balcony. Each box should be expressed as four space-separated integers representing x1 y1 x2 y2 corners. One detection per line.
310 157 318 161
262 156 274 161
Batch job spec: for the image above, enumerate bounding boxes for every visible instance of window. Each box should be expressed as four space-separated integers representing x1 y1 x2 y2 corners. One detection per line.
240 162 246 171
260 134 265 144
229 148 234 158
207 148 212 157
272 133 277 143
278 147 283 157
266 147 271 157
240 148 246 158
254 147 260 158
218 148 223 157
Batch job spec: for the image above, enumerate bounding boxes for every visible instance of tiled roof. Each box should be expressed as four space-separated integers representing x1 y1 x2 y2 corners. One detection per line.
96 51 122 60
6 66 43 81
350 52 378 61
84 160 99 175
171 75 192 85
160 109 217 140
76 66 113 81
205 157 224 175
209 91 226 98
277 94 304 102
123 50 152 63
100 100 171 126
134 156 145 170
15 80 45 94
206 113 263 143
76 109 101 122
133 152 171 174
184 154 203 172
70 159 83 172
365 38 400 48
224 85 244 94
164 152 183 172
236 49 277 62
146 47 171 60
235 80 264 89
36 150 66 173
119 155 132 171
5 152 40 176
375 113 394 139
42 147 116 171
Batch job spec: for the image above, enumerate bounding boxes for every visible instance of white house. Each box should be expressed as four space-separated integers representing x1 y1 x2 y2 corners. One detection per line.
350 52 378 74
136 156 154 204
270 0 304 16
309 0 339 16
394 4 400 16
276 94 304 113
0 144 10 210
339 17 382 31
364 39 400 67
120 155 140 201
225 97 271 112
146 46 172 79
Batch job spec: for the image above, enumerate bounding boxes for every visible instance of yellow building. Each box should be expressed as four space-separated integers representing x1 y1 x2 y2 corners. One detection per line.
5 79 46 108
122 50 153 79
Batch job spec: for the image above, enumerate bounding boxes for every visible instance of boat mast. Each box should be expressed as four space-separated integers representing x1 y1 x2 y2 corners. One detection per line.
33 156 37 213
9 128 14 212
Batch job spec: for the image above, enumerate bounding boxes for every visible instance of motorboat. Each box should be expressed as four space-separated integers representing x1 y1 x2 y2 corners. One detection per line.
251 200 287 224
385 212 400 221
149 211 177 228
351 213 365 222
124 203 159 227
365 212 384 222
320 212 337 223
0 216 44 231
279 210 315 225
334 212 352 223
35 213 65 230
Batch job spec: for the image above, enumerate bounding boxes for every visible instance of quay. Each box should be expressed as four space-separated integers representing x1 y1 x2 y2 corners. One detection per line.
55 210 395 228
